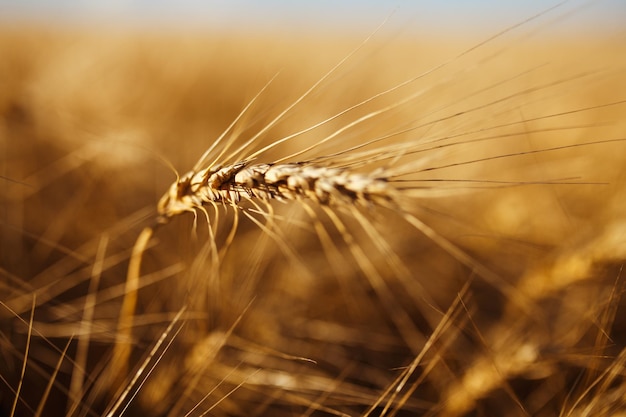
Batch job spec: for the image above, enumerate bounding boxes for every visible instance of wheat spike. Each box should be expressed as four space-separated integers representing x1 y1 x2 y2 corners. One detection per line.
157 160 395 222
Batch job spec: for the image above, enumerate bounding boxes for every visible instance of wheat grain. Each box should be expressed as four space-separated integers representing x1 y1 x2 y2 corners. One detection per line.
157 161 395 222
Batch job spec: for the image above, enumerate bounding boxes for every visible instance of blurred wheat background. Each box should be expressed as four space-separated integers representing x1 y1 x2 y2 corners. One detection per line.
1 1 626 416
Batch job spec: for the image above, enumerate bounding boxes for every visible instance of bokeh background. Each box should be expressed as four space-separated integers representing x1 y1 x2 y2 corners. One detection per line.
1 0 625 35
1 1 626 416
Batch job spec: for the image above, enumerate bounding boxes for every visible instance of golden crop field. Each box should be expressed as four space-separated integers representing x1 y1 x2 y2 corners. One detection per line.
1 5 626 416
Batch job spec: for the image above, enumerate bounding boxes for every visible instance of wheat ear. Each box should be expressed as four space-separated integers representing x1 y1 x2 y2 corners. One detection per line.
157 161 395 220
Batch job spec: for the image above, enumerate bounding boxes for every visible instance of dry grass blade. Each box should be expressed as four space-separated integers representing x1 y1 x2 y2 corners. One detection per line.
105 306 186 417
10 296 35 417
35 337 73 417
67 235 108 416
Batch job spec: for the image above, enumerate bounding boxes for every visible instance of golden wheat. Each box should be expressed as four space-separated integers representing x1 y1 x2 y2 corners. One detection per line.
1 2 626 417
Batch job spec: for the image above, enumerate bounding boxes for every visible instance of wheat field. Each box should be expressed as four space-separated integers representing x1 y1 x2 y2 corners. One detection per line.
1 4 626 417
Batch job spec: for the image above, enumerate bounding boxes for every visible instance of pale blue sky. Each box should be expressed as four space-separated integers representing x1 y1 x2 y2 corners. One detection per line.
1 0 624 35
